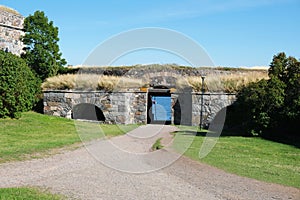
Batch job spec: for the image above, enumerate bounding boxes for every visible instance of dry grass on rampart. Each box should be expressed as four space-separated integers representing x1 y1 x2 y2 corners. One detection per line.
180 71 269 92
42 74 144 91
0 5 20 15
43 71 268 92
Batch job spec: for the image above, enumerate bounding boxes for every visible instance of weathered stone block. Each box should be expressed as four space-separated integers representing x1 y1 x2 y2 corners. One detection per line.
44 106 51 111
105 104 112 108
116 115 126 124
118 105 126 112
48 102 59 106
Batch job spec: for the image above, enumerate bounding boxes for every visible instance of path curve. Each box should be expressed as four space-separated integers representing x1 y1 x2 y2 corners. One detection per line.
0 125 299 200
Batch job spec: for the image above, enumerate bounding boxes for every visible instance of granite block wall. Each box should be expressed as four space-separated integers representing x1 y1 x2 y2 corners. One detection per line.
0 8 24 55
191 93 236 127
44 90 236 126
44 91 148 124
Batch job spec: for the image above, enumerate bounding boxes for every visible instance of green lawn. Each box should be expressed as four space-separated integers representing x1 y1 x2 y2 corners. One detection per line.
1 112 299 196
0 188 63 200
0 112 138 199
0 111 138 163
173 127 300 188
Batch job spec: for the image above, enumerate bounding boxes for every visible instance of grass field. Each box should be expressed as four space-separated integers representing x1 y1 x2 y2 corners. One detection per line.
0 112 137 163
173 127 300 188
0 188 63 200
0 112 138 199
1 112 299 198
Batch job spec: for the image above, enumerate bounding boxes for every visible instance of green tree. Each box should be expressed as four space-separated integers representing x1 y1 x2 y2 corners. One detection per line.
229 52 299 137
281 56 300 133
0 51 39 118
269 53 300 135
21 11 66 81
268 52 288 81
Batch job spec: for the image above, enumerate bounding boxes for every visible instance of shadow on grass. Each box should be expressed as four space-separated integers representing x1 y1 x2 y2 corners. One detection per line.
210 103 300 149
174 129 300 149
262 134 300 149
173 130 219 137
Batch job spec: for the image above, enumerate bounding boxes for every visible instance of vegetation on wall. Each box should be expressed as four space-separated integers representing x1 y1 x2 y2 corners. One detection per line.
42 74 144 91
178 71 268 92
42 70 268 93
0 5 20 15
0 51 39 118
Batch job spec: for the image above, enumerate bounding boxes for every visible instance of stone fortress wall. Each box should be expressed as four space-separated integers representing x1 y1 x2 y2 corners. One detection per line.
44 67 238 126
0 6 24 55
44 90 236 126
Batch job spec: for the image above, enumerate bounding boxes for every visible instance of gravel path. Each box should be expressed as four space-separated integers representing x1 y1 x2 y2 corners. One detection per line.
0 125 299 200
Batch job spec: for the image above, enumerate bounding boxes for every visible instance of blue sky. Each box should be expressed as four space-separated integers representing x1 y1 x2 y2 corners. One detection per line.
1 0 299 67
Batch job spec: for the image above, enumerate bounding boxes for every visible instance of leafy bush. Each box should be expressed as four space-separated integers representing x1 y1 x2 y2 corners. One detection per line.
0 51 39 118
235 78 285 135
228 52 300 137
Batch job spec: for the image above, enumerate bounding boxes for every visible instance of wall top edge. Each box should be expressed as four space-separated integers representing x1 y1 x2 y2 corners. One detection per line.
43 90 147 94
43 90 236 95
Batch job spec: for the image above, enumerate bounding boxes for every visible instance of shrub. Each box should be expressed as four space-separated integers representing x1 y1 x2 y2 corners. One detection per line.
227 52 300 137
0 51 39 118
235 78 285 135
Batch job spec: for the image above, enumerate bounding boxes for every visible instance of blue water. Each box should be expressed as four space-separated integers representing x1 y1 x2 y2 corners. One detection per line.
151 96 171 121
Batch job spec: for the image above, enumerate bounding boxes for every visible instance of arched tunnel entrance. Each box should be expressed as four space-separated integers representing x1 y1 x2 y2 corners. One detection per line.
72 103 105 121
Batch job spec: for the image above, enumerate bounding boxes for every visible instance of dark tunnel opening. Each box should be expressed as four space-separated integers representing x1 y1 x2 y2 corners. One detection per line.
72 103 105 121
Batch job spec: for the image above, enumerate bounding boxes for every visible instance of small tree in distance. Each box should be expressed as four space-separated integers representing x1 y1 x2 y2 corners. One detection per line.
21 11 66 81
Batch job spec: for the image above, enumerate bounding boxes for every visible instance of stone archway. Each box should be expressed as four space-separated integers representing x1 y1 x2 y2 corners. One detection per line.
72 103 105 121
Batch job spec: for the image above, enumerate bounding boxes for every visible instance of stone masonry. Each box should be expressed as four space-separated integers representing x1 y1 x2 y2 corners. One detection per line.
44 90 236 126
44 90 148 124
191 93 236 127
0 6 24 55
